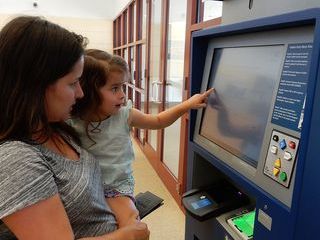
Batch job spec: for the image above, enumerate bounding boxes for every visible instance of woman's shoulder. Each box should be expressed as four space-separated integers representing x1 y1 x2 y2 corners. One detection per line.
0 141 43 164
0 140 39 152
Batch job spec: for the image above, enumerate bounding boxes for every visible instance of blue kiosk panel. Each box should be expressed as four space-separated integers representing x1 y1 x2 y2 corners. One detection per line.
185 8 320 240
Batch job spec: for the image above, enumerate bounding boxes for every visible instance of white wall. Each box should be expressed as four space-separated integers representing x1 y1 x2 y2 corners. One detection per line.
0 0 127 20
52 17 113 52
0 0 133 52
113 0 132 19
0 14 113 52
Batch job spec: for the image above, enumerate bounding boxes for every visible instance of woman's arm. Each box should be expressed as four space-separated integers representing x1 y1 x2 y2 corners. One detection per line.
2 194 74 240
2 194 149 240
106 197 140 228
129 88 214 129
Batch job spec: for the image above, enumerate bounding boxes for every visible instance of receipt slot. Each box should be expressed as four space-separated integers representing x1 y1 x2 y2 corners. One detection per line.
182 181 249 221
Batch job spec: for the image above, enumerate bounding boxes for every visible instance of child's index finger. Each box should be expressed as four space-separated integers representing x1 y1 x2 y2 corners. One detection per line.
203 88 214 96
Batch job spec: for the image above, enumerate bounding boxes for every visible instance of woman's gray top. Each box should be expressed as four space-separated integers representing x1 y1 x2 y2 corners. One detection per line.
0 139 117 239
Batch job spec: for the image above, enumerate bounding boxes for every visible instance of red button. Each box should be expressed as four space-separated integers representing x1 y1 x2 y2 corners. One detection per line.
289 141 296 149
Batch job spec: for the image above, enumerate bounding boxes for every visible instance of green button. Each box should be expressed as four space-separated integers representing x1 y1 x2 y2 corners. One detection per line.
280 172 287 182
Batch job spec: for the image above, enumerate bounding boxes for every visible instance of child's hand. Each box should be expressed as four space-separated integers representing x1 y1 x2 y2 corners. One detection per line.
186 88 214 109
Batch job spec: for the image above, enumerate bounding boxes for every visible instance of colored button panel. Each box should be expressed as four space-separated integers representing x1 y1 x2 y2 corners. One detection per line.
283 152 292 161
273 168 280 176
274 158 281 168
280 172 287 182
270 145 278 154
279 139 287 150
289 141 296 149
272 135 279 142
264 130 300 188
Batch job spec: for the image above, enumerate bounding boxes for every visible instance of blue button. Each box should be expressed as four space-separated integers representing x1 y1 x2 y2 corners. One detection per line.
279 139 287 150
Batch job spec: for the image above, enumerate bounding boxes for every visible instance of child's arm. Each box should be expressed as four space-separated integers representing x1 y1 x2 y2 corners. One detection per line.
129 88 214 129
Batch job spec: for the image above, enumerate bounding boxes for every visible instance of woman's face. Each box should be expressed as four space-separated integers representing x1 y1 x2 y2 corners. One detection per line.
45 56 84 122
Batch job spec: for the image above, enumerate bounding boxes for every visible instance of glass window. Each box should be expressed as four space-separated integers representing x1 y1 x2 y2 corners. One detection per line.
129 4 134 43
127 87 134 102
141 44 146 90
148 0 162 151
123 11 127 44
163 0 187 178
130 47 135 85
124 48 128 64
113 21 116 48
133 3 137 42
138 92 145 142
142 0 147 39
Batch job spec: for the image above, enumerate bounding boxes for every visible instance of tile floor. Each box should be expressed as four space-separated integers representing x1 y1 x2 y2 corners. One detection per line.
132 140 185 240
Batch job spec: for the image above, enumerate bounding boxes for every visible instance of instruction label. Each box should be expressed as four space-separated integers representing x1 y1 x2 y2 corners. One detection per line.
271 43 312 132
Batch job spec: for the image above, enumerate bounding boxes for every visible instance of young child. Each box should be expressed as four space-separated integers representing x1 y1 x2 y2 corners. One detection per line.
71 52 213 227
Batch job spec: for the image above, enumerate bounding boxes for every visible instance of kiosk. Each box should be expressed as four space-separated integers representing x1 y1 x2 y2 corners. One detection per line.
185 8 320 240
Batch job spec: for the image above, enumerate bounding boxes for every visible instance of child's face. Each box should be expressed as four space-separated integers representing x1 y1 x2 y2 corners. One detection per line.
97 71 127 118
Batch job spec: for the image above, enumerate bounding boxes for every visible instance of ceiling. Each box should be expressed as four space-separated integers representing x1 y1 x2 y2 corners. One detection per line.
0 0 131 20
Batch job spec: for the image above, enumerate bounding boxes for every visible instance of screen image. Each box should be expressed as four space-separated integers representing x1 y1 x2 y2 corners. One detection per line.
200 45 284 166
191 198 213 210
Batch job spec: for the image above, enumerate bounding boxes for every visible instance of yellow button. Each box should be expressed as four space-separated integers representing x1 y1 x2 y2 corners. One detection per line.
273 168 280 176
274 158 281 168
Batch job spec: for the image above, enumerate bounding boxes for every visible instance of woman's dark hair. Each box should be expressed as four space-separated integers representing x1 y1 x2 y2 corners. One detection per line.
0 16 87 143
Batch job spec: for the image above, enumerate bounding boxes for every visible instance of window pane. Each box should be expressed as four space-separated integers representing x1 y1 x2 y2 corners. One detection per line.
141 45 146 90
148 0 162 151
163 0 187 178
142 0 147 39
129 5 134 42
130 47 135 85
133 3 137 41
123 11 127 44
138 92 145 143
124 48 128 64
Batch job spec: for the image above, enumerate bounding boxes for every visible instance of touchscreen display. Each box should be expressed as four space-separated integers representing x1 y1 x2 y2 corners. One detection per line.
200 45 284 166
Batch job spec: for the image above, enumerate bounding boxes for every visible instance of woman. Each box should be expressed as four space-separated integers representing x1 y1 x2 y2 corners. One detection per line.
0 16 149 240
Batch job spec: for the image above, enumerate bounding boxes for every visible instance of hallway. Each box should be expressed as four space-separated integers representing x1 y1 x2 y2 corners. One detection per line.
132 140 185 240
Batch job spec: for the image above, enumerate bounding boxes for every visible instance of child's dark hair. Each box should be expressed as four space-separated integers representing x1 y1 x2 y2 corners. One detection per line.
85 49 112 62
72 55 109 120
73 52 129 120
86 49 129 75
72 51 130 144
71 56 109 143
109 55 130 76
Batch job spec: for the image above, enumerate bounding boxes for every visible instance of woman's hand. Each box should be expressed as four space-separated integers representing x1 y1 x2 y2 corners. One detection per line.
116 221 150 240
